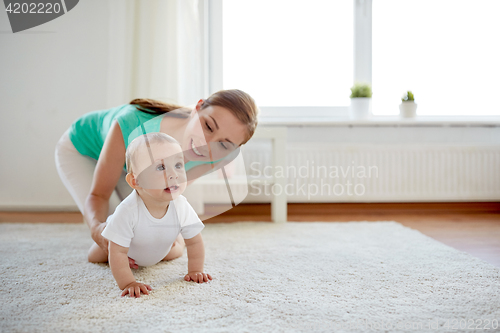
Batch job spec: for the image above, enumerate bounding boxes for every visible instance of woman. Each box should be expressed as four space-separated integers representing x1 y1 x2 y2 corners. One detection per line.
55 89 259 265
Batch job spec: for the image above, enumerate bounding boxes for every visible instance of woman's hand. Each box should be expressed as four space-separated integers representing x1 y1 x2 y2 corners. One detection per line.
184 271 212 283
91 222 109 255
121 281 152 298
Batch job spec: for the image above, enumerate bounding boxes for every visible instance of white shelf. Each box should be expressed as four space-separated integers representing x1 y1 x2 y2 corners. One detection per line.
258 116 500 127
193 126 288 223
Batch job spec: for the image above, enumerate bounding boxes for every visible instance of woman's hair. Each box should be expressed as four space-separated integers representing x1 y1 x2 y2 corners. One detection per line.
126 132 180 175
130 89 259 145
128 99 188 116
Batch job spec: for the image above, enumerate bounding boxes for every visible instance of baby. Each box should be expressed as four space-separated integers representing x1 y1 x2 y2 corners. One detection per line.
88 132 212 297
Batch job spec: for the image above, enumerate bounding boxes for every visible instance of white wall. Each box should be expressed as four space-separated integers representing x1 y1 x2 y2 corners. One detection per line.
0 0 110 210
1 2 499 210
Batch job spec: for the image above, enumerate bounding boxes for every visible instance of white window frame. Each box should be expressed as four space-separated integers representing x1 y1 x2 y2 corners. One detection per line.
206 0 371 118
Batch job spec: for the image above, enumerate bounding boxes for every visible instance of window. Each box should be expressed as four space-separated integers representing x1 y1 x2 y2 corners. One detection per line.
211 0 500 117
372 0 500 116
221 0 353 116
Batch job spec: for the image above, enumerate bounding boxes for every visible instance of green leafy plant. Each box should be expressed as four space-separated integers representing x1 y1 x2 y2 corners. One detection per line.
401 90 415 102
350 82 372 98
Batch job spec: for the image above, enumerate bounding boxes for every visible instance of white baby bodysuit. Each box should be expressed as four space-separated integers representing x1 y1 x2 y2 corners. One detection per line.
101 190 204 267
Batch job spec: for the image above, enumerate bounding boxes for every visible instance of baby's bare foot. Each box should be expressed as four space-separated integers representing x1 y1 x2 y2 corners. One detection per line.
162 240 184 261
128 257 138 269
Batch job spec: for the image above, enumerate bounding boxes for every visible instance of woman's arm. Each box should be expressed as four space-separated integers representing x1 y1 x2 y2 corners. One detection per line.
84 120 126 254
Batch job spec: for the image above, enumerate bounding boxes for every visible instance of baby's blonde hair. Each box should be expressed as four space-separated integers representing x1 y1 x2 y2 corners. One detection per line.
126 132 181 175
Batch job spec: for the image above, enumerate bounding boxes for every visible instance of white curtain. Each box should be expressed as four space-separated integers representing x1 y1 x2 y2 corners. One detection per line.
106 0 207 107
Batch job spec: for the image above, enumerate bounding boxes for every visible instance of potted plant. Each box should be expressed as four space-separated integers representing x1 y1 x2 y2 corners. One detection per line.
399 91 417 118
349 82 372 120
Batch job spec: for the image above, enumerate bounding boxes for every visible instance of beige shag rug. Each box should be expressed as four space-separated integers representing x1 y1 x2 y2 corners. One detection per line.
1 221 499 333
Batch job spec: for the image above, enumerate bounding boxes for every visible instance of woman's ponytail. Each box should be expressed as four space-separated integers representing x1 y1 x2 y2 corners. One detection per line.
129 98 186 115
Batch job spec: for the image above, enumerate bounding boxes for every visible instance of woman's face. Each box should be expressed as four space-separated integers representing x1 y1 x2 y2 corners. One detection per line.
182 102 248 162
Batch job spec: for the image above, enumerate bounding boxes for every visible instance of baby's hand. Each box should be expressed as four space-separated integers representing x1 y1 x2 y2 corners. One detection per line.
121 281 152 298
184 271 212 283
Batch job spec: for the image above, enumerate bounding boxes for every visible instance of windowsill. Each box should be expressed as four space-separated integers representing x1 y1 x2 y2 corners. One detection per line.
258 116 500 127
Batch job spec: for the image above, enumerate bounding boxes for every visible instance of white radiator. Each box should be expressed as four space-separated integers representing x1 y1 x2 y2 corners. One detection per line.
200 143 500 203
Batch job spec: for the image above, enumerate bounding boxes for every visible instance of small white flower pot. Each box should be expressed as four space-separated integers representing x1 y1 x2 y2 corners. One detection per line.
399 101 418 118
349 97 372 120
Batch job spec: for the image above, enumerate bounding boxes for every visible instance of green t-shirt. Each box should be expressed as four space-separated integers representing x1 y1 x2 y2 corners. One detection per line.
68 104 158 169
68 104 221 172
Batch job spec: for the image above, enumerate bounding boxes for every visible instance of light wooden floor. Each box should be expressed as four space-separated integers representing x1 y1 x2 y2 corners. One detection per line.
1 202 499 267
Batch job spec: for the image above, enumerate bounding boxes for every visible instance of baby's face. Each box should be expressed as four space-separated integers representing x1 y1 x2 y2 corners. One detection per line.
132 141 187 201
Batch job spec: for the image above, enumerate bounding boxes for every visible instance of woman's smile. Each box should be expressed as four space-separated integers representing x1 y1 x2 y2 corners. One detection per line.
190 138 204 157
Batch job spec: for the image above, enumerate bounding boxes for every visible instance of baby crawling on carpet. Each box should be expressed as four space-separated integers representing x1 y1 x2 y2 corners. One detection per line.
88 132 212 297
